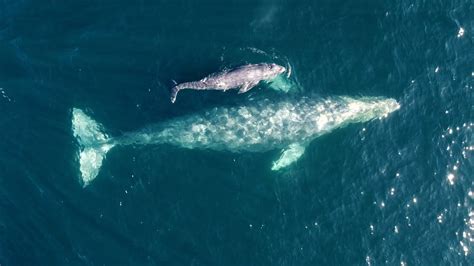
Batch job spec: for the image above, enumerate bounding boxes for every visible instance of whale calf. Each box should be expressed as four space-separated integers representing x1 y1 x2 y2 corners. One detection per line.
72 96 399 186
170 63 286 103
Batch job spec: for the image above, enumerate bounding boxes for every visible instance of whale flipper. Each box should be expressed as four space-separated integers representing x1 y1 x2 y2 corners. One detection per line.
267 76 297 93
238 81 258 94
271 143 306 171
72 108 115 186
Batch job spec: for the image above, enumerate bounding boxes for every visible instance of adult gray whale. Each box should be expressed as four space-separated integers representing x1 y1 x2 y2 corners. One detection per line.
72 96 399 186
170 63 286 103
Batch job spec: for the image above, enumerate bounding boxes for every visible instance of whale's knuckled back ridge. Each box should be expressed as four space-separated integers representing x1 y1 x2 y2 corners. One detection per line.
72 108 115 186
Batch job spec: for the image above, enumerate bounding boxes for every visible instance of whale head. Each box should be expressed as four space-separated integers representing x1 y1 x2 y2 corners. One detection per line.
341 97 400 123
259 63 286 80
269 64 286 76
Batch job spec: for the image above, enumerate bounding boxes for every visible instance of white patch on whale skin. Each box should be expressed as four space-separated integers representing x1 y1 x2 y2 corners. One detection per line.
317 115 329 129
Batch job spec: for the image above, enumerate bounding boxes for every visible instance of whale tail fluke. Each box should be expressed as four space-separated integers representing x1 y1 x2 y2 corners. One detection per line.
72 108 115 187
170 85 181 103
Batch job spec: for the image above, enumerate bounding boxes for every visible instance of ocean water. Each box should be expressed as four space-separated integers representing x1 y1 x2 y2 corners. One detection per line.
0 0 473 265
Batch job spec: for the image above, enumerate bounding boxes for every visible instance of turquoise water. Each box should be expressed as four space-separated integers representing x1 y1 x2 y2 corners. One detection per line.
0 0 473 265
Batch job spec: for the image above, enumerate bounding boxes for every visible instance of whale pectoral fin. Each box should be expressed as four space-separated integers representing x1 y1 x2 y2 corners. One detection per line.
271 143 306 171
238 81 258 94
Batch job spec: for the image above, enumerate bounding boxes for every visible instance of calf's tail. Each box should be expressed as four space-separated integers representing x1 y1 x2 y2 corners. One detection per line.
170 85 181 103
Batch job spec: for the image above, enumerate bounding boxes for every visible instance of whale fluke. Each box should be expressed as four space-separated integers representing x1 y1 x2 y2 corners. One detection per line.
72 108 115 186
170 86 180 103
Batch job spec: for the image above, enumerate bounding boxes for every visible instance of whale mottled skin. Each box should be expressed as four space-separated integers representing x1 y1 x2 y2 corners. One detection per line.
72 96 399 186
170 63 286 103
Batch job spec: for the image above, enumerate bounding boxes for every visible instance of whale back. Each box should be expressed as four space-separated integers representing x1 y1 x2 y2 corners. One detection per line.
128 96 399 152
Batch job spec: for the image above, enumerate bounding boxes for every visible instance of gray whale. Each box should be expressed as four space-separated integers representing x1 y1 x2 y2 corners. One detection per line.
72 96 399 186
170 63 286 103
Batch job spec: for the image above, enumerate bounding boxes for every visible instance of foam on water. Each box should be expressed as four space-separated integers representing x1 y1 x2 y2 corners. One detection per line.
0 88 12 102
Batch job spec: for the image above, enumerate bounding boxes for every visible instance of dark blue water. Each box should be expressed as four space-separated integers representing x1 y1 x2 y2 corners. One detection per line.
1 0 473 265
